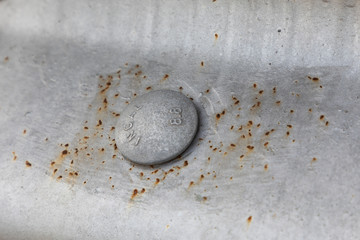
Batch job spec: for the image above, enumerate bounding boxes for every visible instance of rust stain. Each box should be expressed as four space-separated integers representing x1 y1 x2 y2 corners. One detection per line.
12 152 17 161
247 216 253 226
201 61 204 67
25 161 32 167
23 129 27 135
4 56 9 63
214 33 218 40
161 74 169 83
264 164 268 171
131 189 138 199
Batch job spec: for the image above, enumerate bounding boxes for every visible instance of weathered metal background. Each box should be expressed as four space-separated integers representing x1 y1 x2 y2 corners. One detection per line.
0 0 359 239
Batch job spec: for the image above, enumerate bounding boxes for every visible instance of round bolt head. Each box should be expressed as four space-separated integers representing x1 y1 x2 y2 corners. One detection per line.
115 90 198 165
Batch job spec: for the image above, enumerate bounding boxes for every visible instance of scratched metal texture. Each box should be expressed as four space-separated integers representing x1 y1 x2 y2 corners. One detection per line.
0 0 359 239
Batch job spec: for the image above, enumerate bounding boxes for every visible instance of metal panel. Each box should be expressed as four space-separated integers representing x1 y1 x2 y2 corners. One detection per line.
0 0 359 239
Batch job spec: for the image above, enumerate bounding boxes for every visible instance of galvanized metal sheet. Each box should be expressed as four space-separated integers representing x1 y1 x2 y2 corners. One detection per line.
0 0 359 239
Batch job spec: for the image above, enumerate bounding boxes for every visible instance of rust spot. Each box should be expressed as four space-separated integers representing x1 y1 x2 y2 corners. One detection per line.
131 189 138 199
141 188 146 194
287 125 292 128
97 120 102 126
253 83 257 88
188 181 195 188
114 93 119 98
256 123 261 128
230 143 236 147
205 89 210 93
179 86 183 90
273 87 277 94
276 100 281 105
12 152 17 161
247 145 254 150
162 74 169 82
234 100 240 105
50 161 55 166
146 86 152 90
286 131 290 136
214 33 218 40
247 121 253 127
290 110 294 114
259 90 264 94
23 129 27 135
264 142 269 147
155 178 160 185
247 216 252 225
4 56 9 62
312 157 317 163
320 115 325 120
325 121 329 126
62 150 68 155
83 181 87 184
264 164 268 171
240 155 244 159
25 161 32 167
201 61 204 67
203 196 207 201
57 175 63 180
230 125 234 130
312 77 319 81
184 161 188 167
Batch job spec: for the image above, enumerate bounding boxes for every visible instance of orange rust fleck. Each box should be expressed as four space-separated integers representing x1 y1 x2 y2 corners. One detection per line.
264 142 269 147
273 87 277 94
325 121 329 126
23 129 27 135
264 164 268 171
253 83 257 88
214 33 218 40
155 178 160 185
247 145 254 150
201 61 204 67
320 115 325 120
276 100 281 105
309 108 312 112
57 175 62 180
146 86 152 90
247 216 252 225
290 110 294 113
184 161 188 167
162 74 169 82
141 188 146 194
25 161 32 167
12 152 17 161
131 189 138 199
62 150 68 155
188 181 195 188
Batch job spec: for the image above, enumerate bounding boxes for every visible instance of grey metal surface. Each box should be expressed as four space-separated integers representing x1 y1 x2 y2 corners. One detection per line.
0 0 359 239
116 89 198 165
